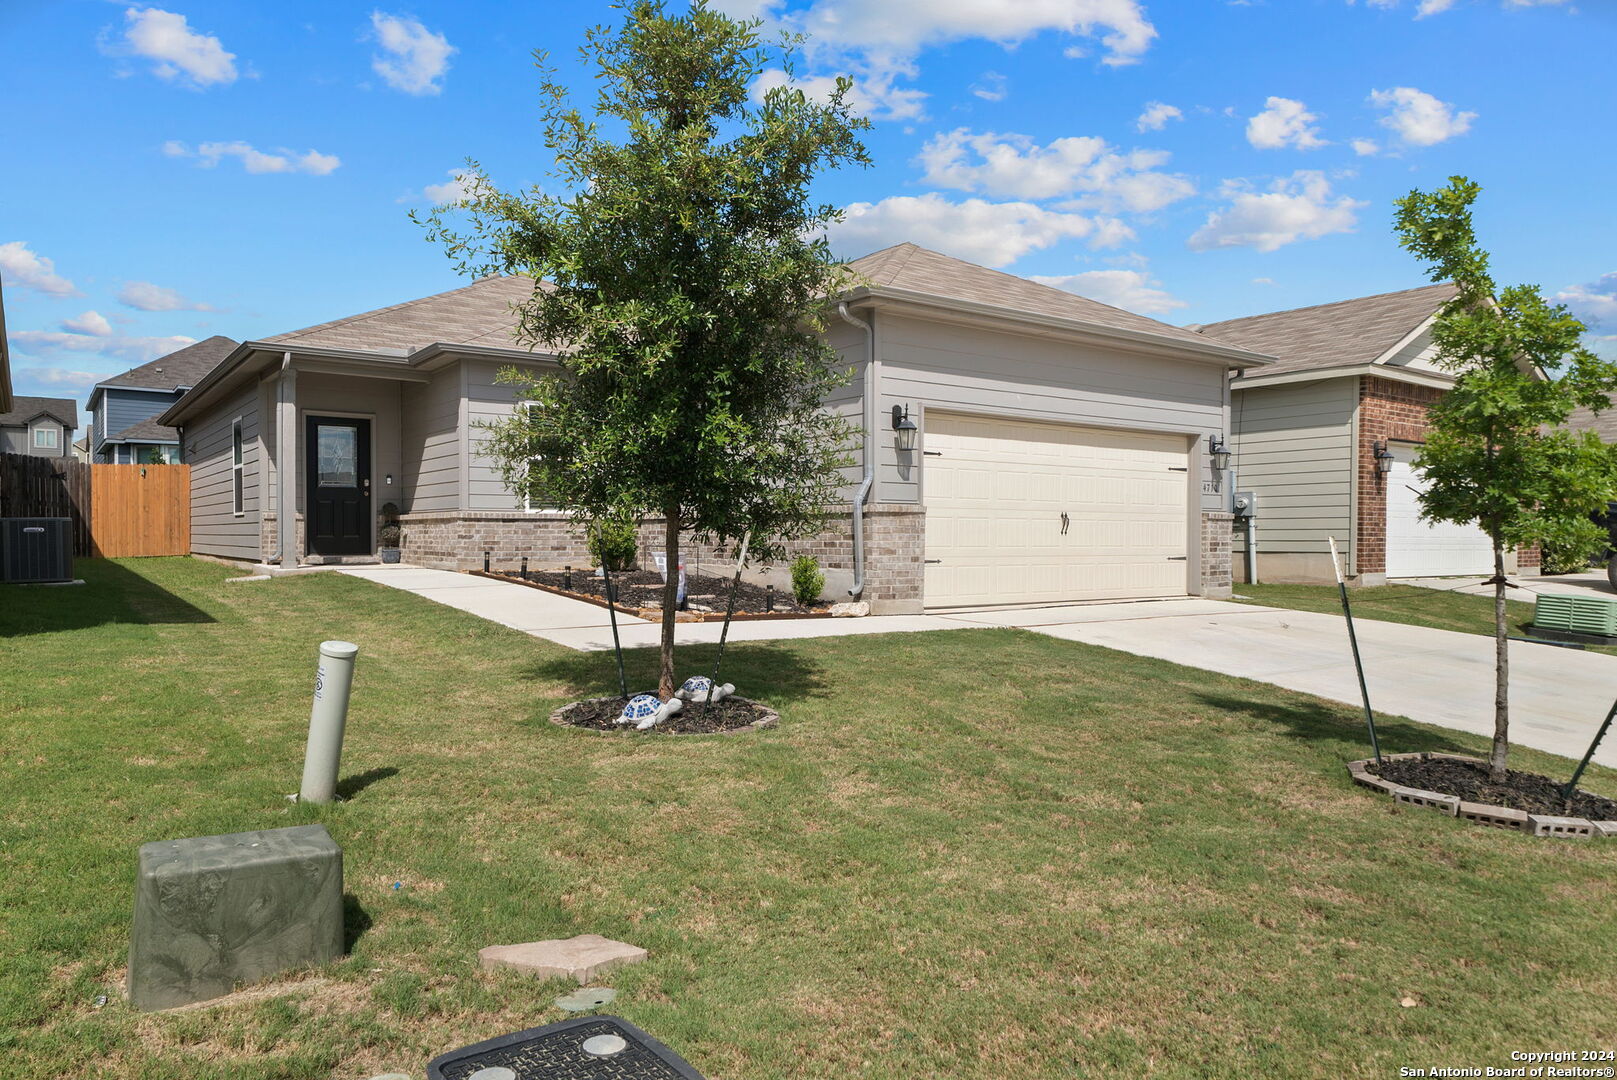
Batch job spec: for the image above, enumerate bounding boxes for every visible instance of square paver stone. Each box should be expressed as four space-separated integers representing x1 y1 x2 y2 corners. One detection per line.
128 824 344 1011
479 934 647 984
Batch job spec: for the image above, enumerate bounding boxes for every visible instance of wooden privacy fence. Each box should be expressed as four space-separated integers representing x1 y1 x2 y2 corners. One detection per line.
0 454 190 557
90 464 190 557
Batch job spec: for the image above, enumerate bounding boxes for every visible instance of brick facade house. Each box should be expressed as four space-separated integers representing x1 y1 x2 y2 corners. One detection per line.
1199 285 1538 585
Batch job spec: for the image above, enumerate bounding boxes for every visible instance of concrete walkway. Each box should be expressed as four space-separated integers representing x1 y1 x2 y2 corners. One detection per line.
338 566 1617 765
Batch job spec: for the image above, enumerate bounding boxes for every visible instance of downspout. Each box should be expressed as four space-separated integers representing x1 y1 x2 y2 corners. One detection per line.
838 302 875 598
271 352 295 566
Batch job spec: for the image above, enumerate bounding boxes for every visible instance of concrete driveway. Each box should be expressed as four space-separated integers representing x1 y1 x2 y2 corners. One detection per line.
1398 569 1615 604
337 567 1617 765
946 599 1617 767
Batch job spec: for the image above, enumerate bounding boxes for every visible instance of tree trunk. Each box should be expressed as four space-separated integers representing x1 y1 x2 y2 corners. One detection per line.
659 503 680 699
1490 543 1510 782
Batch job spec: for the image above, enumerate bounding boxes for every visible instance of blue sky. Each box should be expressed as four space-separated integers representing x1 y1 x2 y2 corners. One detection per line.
3 0 1614 408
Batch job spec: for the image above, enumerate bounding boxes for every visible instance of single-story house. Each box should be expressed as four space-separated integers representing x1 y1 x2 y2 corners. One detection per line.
1195 284 1539 584
86 336 238 464
160 243 1272 611
0 395 77 459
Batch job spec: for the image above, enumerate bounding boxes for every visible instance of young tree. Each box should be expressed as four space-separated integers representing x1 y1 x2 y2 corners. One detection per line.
1394 176 1617 780
418 1 867 697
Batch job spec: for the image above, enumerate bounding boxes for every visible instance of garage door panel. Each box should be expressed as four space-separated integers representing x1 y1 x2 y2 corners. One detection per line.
924 413 1191 608
1386 445 1494 577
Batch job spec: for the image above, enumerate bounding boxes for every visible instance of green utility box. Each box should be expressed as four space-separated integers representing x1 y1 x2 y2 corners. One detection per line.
1532 593 1617 644
128 824 344 1011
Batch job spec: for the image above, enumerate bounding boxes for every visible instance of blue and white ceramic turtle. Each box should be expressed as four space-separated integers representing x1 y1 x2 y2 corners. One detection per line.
676 676 735 704
617 692 684 730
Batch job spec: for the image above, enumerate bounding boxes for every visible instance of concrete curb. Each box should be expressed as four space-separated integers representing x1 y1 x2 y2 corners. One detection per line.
1346 753 1617 839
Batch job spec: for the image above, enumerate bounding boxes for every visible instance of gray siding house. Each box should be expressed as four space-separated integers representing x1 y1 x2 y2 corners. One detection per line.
1197 284 1538 585
86 336 237 464
161 244 1271 611
0 396 77 458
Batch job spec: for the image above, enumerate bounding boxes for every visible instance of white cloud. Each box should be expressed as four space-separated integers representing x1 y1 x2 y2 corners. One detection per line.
422 169 474 205
1361 0 1570 14
1416 0 1457 14
117 281 217 312
1136 101 1182 132
1369 86 1475 147
1351 137 1380 156
971 71 1008 101
113 6 238 88
1246 96 1328 150
1029 268 1187 315
61 311 113 336
751 63 926 121
10 330 197 364
829 193 1118 267
0 241 79 296
735 0 1155 123
1188 171 1367 253
165 140 341 175
917 128 1195 212
1252 277 1276 285
369 12 455 96
15 367 104 393
1556 273 1617 328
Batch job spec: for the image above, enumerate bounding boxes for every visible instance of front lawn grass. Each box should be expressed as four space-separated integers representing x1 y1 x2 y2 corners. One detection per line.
4 558 1617 1079
1233 580 1617 657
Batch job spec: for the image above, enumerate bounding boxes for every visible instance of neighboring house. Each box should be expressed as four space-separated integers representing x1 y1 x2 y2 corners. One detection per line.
160 243 1271 611
0 396 77 458
1196 284 1539 585
86 336 238 464
71 431 90 462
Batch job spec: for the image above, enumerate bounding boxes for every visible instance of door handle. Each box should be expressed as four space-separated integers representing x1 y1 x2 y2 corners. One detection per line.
1059 512 1070 535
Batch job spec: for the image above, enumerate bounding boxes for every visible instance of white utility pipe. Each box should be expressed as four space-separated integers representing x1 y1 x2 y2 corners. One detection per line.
299 640 359 804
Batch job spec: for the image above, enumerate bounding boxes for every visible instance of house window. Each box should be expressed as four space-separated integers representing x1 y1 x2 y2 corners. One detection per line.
33 426 58 449
231 418 244 516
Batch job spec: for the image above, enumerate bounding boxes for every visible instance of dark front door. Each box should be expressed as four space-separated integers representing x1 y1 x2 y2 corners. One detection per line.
305 415 371 556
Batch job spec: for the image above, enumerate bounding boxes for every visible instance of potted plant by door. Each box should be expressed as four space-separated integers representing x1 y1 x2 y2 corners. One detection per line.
378 502 403 564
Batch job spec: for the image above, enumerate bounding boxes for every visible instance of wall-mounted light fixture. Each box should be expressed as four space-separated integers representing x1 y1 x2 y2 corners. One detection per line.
1373 440 1395 476
1208 434 1231 472
892 404 918 452
385 473 394 486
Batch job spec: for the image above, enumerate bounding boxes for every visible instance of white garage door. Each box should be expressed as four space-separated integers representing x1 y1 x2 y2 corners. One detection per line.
1386 443 1494 577
923 413 1191 608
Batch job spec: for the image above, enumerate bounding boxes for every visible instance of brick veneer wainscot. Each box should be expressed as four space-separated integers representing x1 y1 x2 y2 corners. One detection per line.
1202 511 1235 599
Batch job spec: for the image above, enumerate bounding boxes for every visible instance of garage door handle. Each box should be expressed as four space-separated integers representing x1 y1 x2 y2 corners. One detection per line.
924 559 942 564
1167 556 1187 561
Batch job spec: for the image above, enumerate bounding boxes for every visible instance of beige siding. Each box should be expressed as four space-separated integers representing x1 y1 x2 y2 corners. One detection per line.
1382 324 1443 373
402 365 461 512
821 318 867 499
1229 377 1356 556
877 314 1230 508
186 382 260 561
465 358 550 511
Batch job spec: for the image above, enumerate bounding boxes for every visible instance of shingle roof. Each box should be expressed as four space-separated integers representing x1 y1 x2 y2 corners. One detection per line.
1567 397 1617 443
99 336 239 391
106 417 180 443
0 395 77 430
264 275 540 353
1196 282 1458 378
845 243 1220 348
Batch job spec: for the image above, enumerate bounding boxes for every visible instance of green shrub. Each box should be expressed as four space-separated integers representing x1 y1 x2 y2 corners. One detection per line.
790 554 825 605
1540 536 1603 576
588 517 639 572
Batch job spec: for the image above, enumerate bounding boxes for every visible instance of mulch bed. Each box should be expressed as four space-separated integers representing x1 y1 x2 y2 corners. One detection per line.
552 695 777 735
481 568 828 619
1371 756 1617 818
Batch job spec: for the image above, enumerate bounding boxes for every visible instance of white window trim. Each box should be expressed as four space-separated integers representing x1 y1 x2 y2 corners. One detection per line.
231 417 245 517
33 425 58 449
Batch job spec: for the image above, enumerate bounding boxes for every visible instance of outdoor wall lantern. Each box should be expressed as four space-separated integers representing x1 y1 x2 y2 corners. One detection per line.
892 404 918 452
1373 440 1395 476
1208 434 1231 472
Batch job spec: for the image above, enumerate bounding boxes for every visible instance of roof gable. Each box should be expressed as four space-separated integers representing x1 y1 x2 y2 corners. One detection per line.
845 243 1222 349
0 395 77 430
98 336 240 392
1196 282 1458 379
263 275 540 353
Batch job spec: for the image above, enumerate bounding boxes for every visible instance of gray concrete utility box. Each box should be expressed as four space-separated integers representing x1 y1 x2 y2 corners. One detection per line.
128 824 344 1011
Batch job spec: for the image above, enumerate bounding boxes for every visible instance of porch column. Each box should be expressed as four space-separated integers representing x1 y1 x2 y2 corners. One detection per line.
277 356 297 565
